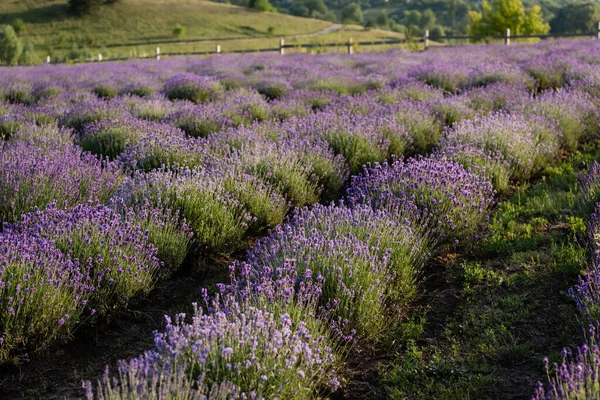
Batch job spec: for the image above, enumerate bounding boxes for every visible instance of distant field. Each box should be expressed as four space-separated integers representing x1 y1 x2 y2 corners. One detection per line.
0 0 331 57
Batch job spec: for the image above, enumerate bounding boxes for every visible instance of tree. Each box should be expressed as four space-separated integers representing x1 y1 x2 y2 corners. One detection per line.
376 11 389 28
521 5 550 35
248 0 276 12
430 25 445 38
447 0 458 32
468 0 549 37
551 3 600 34
341 3 363 25
304 0 327 17
403 10 422 28
289 3 309 17
421 9 436 30
19 41 37 65
0 26 23 66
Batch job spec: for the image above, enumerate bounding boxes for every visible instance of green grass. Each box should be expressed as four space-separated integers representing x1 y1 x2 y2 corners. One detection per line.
67 25 405 60
382 147 600 399
0 0 331 58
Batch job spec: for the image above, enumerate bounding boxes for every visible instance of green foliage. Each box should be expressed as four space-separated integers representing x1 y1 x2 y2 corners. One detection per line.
468 0 550 37
172 23 186 38
65 43 92 63
421 9 437 30
341 3 363 24
0 26 23 66
93 85 118 100
18 41 37 65
11 18 24 35
124 206 192 279
403 10 422 27
550 2 600 34
430 24 445 37
375 11 389 27
249 0 277 12
252 155 321 207
167 185 249 255
79 127 135 160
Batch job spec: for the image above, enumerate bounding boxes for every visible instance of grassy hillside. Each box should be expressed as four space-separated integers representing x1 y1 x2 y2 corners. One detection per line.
0 0 331 55
90 25 404 59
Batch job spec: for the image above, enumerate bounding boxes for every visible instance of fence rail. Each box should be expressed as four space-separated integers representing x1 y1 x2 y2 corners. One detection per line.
49 22 600 64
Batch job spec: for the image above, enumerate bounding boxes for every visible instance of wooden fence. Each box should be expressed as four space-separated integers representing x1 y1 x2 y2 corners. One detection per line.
49 22 600 64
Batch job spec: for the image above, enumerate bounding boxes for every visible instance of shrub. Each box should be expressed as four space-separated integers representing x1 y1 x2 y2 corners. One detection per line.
248 228 394 339
254 79 292 100
5 202 162 314
579 162 600 215
86 299 338 399
347 157 495 246
533 324 600 400
248 0 276 12
110 199 194 279
0 142 122 224
0 232 86 363
285 203 430 304
0 26 23 66
434 143 511 193
116 122 207 172
518 90 599 150
114 167 252 255
169 104 233 138
92 85 118 100
390 101 443 154
60 100 128 133
18 42 37 66
162 74 221 104
289 111 407 175
79 117 143 160
11 19 24 35
172 24 186 39
439 112 561 181
9 123 73 149
568 204 600 323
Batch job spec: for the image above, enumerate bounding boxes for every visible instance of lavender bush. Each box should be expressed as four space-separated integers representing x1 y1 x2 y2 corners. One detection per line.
439 112 561 181
162 73 222 104
86 298 339 400
347 156 495 245
4 202 162 314
0 142 122 224
532 325 600 399
0 231 87 363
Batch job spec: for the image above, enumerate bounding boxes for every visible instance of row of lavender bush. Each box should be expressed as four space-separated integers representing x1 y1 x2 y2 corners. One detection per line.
532 164 600 399
0 39 598 397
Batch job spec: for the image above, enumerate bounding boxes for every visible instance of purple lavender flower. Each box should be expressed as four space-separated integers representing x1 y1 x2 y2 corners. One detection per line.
347 156 495 246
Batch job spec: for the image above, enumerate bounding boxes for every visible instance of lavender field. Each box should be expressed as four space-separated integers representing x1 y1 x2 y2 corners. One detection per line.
1 39 600 399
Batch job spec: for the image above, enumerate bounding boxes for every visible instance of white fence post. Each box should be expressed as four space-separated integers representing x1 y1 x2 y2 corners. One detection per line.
280 39 285 55
424 29 430 49
596 22 600 39
98 54 102 62
505 28 511 45
216 45 221 55
46 55 51 64
347 38 353 55
156 47 161 60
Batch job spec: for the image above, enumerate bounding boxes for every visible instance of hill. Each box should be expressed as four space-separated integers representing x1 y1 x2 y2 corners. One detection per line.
0 0 332 58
